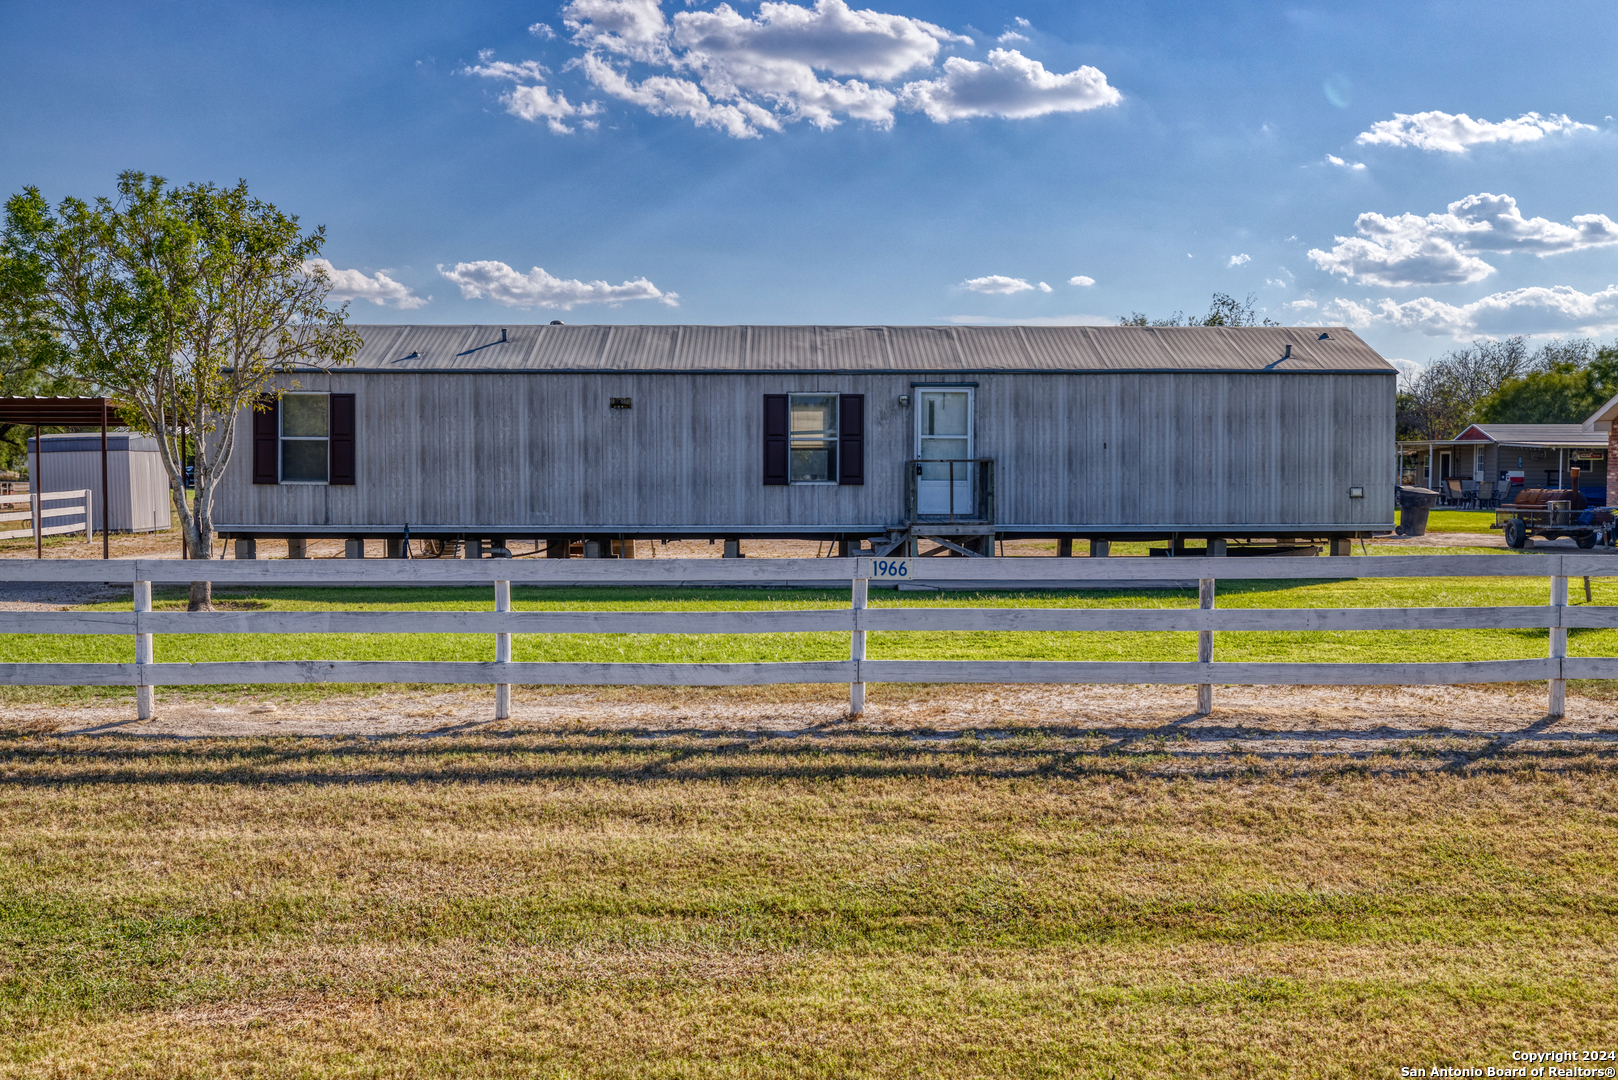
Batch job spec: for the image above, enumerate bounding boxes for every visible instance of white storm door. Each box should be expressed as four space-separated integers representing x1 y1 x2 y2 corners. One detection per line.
915 388 974 515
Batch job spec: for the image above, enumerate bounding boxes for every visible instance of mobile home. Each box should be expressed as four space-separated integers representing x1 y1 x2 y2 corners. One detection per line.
213 324 1397 555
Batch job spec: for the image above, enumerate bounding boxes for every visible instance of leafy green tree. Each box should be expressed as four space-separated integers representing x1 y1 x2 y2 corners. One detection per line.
1475 347 1618 424
1 172 360 608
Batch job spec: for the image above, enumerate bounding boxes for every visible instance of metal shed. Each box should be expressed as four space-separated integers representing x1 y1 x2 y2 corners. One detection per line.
213 324 1398 555
25 432 172 533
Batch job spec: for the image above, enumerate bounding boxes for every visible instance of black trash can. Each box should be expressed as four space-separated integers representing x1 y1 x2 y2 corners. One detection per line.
1395 486 1439 537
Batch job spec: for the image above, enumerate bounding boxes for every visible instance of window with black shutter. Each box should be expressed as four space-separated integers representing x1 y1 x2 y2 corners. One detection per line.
251 395 279 484
763 394 789 485
329 393 356 485
838 394 863 485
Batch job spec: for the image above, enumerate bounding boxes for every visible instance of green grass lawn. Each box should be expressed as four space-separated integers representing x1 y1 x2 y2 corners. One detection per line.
1420 509 1499 534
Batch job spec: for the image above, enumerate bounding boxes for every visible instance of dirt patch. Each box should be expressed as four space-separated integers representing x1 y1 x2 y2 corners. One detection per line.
12 684 1618 752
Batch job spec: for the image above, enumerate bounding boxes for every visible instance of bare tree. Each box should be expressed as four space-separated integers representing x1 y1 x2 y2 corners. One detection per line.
2 172 360 607
1119 292 1279 327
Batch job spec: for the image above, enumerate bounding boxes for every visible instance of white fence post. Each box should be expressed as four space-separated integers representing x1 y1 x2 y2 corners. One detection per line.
1196 577 1215 715
1549 571 1568 718
850 572 868 716
494 579 511 719
134 578 153 720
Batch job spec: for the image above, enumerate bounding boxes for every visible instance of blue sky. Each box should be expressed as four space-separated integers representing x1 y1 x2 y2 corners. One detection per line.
3 0 1617 369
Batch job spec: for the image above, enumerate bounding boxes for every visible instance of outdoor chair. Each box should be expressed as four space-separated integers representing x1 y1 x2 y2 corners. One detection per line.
1445 477 1464 505
1476 480 1495 509
1461 479 1478 508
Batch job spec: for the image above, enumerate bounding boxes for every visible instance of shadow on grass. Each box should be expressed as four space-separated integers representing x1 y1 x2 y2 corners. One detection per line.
2 718 1613 787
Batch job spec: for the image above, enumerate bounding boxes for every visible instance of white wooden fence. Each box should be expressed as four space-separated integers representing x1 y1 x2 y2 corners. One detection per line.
0 489 93 543
1 553 1615 721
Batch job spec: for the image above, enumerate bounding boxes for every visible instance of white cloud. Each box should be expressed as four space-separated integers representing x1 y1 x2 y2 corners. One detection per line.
438 260 678 310
541 0 1117 136
529 22 557 39
1355 110 1594 153
897 48 1119 122
1068 275 1095 287
672 0 963 82
1317 284 1618 338
1307 192 1618 288
1036 281 1052 292
581 53 781 138
463 54 600 133
962 275 1035 294
1325 154 1366 170
997 31 1029 44
305 260 428 309
1228 253 1250 267
563 0 674 64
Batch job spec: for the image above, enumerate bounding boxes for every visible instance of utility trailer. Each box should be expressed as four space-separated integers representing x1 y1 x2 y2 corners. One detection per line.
1494 488 1615 548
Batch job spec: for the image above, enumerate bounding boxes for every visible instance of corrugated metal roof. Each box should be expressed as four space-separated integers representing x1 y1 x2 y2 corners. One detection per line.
334 324 1396 374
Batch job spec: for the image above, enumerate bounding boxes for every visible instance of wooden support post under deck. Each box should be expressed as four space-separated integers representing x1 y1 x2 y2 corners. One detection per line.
494 579 511 720
286 538 307 559
234 538 256 560
1056 538 1073 557
134 579 153 721
1549 573 1567 718
849 575 867 717
1090 539 1109 557
722 539 741 559
344 539 365 559
1209 538 1227 557
1196 578 1215 716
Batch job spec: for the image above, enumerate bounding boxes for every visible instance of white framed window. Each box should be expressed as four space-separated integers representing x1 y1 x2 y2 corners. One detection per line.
280 393 330 483
789 393 838 483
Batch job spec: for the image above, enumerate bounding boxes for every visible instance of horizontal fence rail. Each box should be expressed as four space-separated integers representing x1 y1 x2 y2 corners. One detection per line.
0 489 92 542
1 554 1615 720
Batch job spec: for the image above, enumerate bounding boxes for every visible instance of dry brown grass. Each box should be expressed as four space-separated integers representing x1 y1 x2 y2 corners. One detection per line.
0 700 1613 1077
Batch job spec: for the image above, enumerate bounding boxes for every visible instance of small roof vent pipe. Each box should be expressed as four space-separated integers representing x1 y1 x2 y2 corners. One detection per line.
500 328 508 342
1282 344 1292 360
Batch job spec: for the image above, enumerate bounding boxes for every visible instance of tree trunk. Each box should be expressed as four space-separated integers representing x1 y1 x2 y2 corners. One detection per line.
178 476 215 612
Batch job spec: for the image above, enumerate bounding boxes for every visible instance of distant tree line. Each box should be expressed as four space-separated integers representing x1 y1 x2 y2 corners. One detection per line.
1120 292 1280 327
1396 337 1618 441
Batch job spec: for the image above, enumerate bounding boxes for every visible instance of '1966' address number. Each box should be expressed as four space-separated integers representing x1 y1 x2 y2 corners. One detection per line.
871 559 912 578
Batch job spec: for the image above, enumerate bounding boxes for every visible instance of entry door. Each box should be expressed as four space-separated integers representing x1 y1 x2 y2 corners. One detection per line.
915 388 974 515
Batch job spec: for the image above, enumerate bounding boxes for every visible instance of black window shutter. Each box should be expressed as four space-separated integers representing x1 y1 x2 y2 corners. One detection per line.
838 394 864 485
252 395 279 484
329 393 356 485
763 394 789 485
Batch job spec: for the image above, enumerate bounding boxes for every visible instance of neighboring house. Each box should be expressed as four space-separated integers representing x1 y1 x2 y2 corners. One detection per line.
1398 424 1609 504
212 324 1397 556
